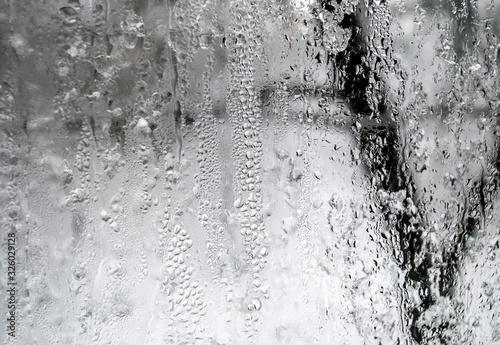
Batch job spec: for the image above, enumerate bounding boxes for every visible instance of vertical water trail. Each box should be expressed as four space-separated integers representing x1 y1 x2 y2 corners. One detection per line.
1 0 500 344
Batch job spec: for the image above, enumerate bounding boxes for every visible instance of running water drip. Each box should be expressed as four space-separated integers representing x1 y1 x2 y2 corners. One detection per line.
1 0 499 344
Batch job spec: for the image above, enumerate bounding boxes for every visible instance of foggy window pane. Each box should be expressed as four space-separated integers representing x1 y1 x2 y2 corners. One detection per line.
1 0 500 344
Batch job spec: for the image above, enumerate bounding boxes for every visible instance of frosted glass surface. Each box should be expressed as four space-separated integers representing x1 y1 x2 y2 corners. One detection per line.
1 0 500 344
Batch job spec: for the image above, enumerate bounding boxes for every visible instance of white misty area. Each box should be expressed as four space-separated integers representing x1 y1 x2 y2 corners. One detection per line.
0 0 500 344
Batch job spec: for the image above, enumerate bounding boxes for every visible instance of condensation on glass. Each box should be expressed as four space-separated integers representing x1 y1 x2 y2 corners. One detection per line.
0 0 499 344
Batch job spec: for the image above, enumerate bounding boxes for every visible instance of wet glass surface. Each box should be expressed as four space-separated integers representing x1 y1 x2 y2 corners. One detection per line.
1 0 500 344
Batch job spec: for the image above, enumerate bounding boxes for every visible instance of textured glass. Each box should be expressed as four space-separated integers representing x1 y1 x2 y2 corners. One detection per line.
1 0 500 344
